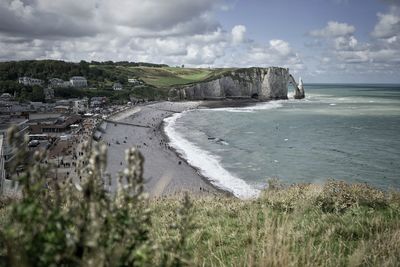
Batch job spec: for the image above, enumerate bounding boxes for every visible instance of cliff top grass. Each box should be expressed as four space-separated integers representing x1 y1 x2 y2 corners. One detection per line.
0 128 399 266
94 64 238 88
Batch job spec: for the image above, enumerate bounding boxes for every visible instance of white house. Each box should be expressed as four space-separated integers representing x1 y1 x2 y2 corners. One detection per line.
18 77 44 86
49 78 63 87
128 78 141 85
0 93 13 101
69 76 87 88
49 78 70 88
113 83 123 91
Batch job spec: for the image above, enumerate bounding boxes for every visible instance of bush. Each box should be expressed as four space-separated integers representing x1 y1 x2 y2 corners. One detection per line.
0 126 193 267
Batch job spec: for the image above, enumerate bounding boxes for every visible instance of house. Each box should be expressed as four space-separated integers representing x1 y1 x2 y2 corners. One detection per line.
0 118 29 162
90 97 107 108
49 78 64 87
44 88 55 101
29 102 50 112
49 78 70 88
113 83 123 91
73 98 88 114
29 115 82 134
128 78 142 85
0 93 13 101
54 105 70 114
69 76 87 88
18 77 44 86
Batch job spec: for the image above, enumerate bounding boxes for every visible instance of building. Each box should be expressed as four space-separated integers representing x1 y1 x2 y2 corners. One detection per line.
113 83 123 91
44 88 55 101
29 115 82 134
49 78 71 88
54 105 70 114
62 81 72 87
0 102 32 118
49 78 64 87
69 76 87 88
128 78 141 85
0 93 13 101
0 118 29 163
73 98 88 114
18 77 44 86
90 97 107 108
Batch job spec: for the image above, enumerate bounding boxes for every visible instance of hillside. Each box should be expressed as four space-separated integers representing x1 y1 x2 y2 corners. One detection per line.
0 140 399 266
1 173 399 266
0 60 236 102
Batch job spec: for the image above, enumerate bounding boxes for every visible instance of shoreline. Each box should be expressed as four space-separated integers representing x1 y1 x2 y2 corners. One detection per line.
159 111 234 198
102 99 262 198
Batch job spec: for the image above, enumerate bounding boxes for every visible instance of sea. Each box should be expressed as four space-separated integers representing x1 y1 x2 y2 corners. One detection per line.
164 84 400 199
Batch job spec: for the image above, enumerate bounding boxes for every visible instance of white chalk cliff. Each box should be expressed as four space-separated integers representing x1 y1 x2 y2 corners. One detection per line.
169 67 305 101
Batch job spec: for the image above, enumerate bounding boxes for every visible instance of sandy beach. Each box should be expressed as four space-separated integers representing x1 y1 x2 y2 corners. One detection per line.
103 101 227 197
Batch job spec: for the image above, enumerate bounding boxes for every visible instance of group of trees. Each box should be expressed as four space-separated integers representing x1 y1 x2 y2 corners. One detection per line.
89 61 168 68
0 60 104 81
0 60 168 102
0 81 45 102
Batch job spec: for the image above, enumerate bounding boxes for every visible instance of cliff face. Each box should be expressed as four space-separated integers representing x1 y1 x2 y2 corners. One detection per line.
169 67 305 101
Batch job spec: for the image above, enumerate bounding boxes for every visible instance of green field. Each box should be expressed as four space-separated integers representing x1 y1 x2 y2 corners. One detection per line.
95 65 233 88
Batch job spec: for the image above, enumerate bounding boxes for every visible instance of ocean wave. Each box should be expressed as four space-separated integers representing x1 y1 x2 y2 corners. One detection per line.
204 100 284 113
164 112 260 199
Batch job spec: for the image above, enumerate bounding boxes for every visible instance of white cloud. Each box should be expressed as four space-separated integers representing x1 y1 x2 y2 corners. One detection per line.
269 39 292 56
310 21 355 38
231 25 246 44
371 8 400 39
306 8 400 81
334 36 358 50
0 0 304 73
231 39 305 73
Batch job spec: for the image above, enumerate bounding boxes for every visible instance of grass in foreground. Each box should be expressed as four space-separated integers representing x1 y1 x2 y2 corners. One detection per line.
0 128 399 266
151 182 400 266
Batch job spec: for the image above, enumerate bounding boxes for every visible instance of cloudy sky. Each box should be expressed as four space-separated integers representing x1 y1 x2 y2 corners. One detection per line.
0 0 399 83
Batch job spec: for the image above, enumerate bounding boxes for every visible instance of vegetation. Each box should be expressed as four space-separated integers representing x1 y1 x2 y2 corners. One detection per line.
0 127 399 266
0 60 170 102
0 60 241 102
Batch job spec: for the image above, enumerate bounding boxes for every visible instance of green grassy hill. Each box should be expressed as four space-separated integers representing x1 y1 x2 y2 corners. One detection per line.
0 60 236 102
94 65 235 88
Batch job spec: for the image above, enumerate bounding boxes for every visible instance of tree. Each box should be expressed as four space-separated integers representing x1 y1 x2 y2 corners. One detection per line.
31 86 45 102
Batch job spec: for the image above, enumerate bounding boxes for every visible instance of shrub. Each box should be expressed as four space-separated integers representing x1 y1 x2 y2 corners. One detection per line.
315 180 388 213
1 126 193 267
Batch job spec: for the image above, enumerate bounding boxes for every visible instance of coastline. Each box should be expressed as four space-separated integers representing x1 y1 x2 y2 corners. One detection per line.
103 101 253 198
102 99 262 198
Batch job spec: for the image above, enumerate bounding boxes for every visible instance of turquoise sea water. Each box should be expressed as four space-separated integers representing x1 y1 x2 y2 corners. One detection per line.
164 84 400 198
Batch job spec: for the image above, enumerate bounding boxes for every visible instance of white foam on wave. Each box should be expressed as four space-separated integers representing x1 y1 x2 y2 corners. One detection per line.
164 112 260 199
204 100 284 113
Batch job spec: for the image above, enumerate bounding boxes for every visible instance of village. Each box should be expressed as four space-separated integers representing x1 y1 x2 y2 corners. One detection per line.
0 75 145 196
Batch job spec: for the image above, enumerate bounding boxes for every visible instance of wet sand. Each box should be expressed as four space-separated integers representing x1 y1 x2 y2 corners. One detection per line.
103 101 225 197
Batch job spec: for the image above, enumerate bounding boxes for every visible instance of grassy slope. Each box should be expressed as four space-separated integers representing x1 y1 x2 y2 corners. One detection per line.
150 182 400 266
1 182 399 266
94 65 235 88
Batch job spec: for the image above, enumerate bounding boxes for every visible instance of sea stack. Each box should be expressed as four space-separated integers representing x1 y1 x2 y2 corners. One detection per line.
295 77 305 99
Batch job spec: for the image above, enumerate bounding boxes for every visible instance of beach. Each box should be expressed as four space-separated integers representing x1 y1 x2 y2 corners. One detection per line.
103 101 228 197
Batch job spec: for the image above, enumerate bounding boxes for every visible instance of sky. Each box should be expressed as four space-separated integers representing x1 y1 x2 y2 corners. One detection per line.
0 0 399 83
